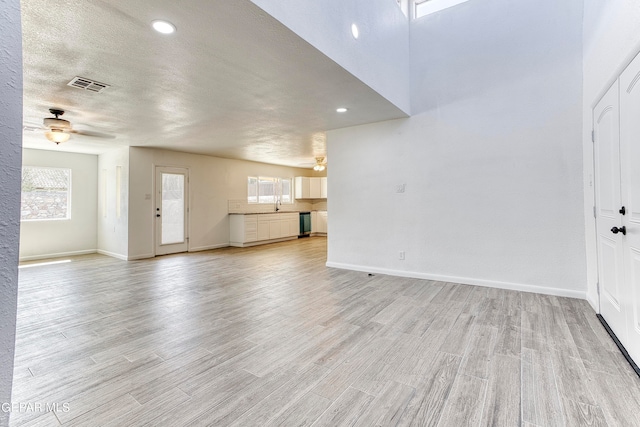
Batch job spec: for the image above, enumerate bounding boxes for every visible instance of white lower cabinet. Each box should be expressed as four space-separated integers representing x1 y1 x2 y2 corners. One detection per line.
310 211 327 235
317 211 328 234
230 215 257 244
289 216 298 236
230 213 299 247
257 218 270 241
269 220 281 239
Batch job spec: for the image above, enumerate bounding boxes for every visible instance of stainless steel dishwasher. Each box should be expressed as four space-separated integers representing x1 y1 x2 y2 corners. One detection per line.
299 212 311 237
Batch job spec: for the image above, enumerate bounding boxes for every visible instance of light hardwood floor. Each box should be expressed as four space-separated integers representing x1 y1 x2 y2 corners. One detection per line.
10 237 640 426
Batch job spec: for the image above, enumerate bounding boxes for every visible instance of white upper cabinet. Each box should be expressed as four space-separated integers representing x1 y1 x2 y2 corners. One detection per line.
294 177 310 199
309 178 321 198
295 177 327 199
320 177 327 198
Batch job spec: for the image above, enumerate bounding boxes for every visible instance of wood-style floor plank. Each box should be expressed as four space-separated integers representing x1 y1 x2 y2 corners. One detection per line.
522 347 565 427
480 354 521 427
9 237 640 426
437 373 487 426
396 351 461 426
310 387 375 427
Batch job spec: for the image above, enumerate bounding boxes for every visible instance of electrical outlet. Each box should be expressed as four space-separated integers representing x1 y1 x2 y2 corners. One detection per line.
399 251 405 260
395 184 406 193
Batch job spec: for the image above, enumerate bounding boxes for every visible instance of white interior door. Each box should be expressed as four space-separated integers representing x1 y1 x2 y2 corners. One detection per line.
620 53 640 364
155 167 189 256
594 81 628 345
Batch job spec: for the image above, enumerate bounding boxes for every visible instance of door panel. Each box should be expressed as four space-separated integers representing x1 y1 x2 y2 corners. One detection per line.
269 221 280 239
594 81 627 344
629 248 640 332
620 52 640 363
599 237 623 309
155 167 189 256
257 220 269 241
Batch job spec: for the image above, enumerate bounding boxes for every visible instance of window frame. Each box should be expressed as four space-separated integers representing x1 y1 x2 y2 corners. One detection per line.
414 0 470 19
247 176 294 205
21 166 72 222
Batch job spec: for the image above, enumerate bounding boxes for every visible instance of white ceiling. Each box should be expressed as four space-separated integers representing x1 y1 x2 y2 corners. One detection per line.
21 0 407 167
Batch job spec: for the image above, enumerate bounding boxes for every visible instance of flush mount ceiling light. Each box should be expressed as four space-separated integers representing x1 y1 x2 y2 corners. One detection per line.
336 107 348 113
351 23 359 39
313 157 326 171
152 20 176 34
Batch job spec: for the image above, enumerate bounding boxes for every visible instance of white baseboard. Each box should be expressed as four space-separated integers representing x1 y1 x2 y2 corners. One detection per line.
189 243 229 252
229 236 298 248
325 262 587 300
586 291 600 313
20 249 97 262
105 244 229 261
96 249 128 261
127 253 155 261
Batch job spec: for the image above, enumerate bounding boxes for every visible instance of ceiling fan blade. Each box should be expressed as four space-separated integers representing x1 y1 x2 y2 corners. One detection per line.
23 123 46 132
69 129 116 139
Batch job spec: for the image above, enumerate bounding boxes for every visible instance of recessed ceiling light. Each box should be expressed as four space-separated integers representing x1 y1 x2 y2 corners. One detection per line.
351 23 359 39
152 20 176 34
336 107 348 113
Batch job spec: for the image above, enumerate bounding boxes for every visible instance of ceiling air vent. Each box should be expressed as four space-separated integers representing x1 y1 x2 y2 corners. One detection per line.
67 77 110 93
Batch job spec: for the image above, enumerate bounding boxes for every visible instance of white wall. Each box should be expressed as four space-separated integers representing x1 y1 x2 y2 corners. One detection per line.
19 149 98 260
327 0 586 298
97 148 129 260
250 0 411 114
128 147 315 259
582 1 640 309
410 0 583 115
0 0 22 420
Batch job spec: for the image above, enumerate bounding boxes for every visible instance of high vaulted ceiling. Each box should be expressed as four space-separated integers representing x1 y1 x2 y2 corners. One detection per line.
21 0 407 167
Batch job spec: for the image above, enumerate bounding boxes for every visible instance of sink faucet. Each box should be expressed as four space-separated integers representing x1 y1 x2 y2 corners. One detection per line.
275 198 281 212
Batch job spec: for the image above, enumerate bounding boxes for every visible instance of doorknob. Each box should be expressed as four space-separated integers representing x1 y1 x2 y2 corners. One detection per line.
611 226 626 235
619 206 626 215
156 214 161 218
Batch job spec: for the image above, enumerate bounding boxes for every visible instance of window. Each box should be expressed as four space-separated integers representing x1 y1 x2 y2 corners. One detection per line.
248 176 293 204
21 167 71 221
396 0 409 17
414 0 470 18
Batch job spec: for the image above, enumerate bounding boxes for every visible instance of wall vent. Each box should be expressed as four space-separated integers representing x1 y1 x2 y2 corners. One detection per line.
67 77 110 93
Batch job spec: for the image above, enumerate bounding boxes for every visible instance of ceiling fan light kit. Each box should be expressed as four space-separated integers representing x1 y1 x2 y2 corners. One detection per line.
313 157 326 171
36 108 115 144
44 109 71 144
45 129 71 144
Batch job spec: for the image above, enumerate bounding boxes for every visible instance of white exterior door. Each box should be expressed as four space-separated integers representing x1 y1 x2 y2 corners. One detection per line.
155 167 189 256
620 53 640 364
594 81 627 345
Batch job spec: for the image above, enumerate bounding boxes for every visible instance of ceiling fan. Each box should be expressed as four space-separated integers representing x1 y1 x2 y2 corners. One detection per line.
33 108 115 144
313 156 326 171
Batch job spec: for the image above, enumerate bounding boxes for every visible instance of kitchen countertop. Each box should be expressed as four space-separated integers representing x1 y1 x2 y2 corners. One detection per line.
229 210 325 215
229 211 298 215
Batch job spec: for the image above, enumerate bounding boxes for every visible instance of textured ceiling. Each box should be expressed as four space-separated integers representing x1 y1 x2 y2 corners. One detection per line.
21 0 407 167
